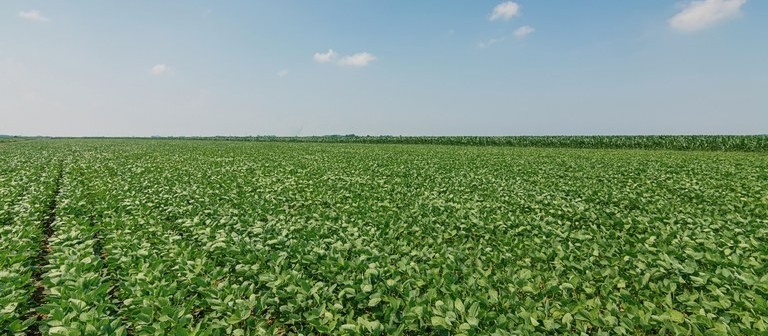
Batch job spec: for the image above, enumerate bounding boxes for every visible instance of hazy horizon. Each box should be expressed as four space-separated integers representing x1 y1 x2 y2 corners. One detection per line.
2 1 766 137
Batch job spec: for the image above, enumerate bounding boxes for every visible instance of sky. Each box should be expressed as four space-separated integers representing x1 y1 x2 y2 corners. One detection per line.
1 0 766 136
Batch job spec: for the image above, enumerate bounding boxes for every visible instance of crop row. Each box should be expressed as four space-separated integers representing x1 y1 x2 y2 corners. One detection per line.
36 158 125 335
0 148 59 334
163 135 768 152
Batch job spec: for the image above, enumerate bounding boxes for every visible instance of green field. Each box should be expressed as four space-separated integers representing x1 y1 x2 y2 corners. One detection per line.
1 139 767 335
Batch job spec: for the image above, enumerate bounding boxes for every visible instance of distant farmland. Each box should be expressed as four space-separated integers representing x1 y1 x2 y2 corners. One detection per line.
1 138 766 335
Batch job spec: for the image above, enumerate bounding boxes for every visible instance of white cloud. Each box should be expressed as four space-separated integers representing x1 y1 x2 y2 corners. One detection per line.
314 49 377 67
150 64 170 75
277 69 289 78
18 10 49 22
337 52 377 67
478 37 504 48
490 2 520 21
313 49 337 63
669 0 747 32
514 25 535 38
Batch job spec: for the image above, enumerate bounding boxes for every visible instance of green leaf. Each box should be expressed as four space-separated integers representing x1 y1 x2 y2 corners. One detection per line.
489 289 499 303
562 313 573 325
667 309 685 324
49 326 69 335
454 298 465 314
431 316 449 329
468 302 480 318
2 303 17 314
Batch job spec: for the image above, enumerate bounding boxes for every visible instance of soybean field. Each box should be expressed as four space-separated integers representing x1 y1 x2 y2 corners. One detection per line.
1 139 767 335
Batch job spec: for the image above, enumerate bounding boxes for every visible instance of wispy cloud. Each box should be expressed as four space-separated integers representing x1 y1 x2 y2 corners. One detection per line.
277 69 289 78
490 2 520 21
514 25 535 38
18 10 49 22
669 0 747 32
337 52 377 67
478 37 504 48
313 49 338 63
479 26 534 48
314 50 377 67
150 64 170 75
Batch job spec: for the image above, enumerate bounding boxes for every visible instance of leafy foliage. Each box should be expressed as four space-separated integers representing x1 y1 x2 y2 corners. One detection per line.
1 139 767 334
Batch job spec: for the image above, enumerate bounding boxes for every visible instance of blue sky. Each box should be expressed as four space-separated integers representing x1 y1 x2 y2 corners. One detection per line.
1 1 766 136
